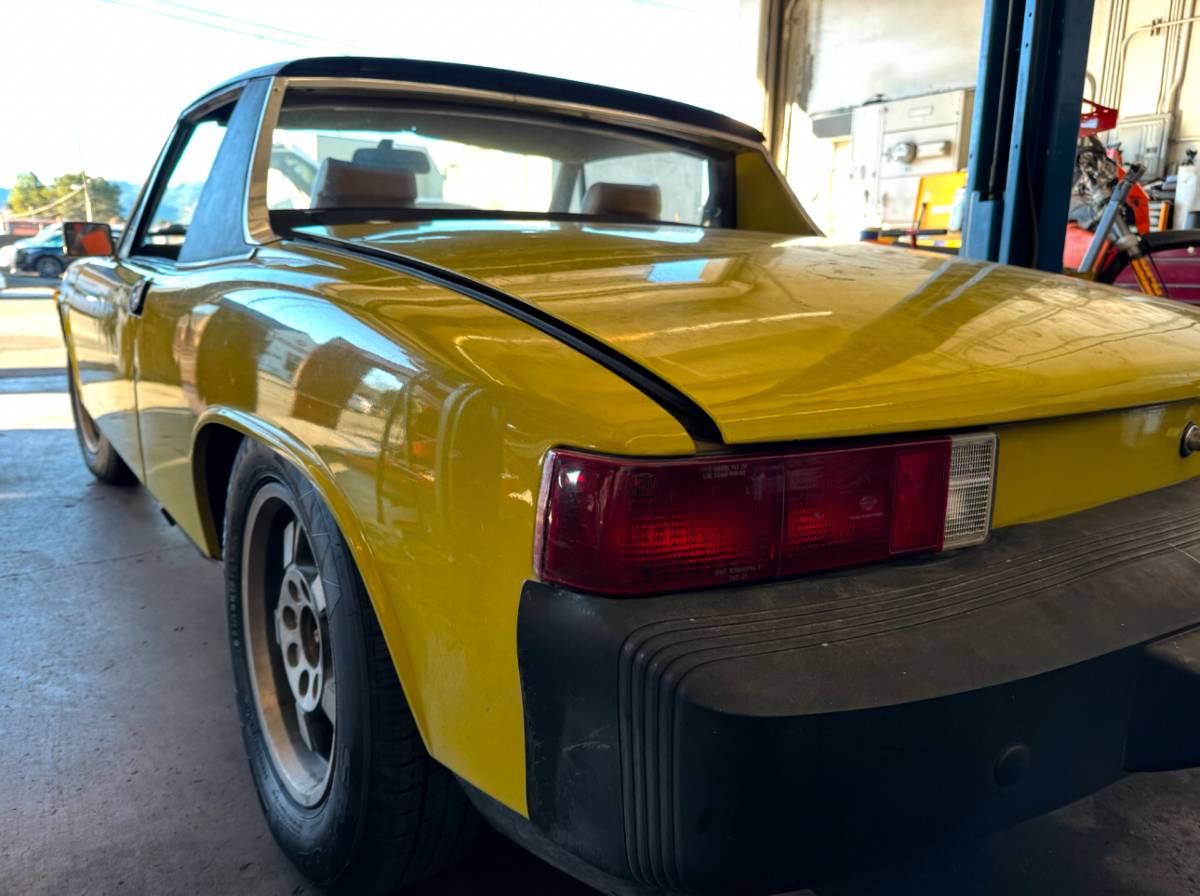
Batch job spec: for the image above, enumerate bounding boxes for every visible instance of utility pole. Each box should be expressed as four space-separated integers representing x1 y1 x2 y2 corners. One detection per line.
74 136 94 221
81 173 94 221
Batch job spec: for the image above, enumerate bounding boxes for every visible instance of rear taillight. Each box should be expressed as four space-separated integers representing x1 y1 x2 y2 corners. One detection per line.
534 434 996 596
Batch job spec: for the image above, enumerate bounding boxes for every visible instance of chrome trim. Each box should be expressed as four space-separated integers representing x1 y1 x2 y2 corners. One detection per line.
241 75 773 246
531 448 560 581
173 249 258 271
244 77 287 246
119 122 183 260
180 81 249 123
285 76 766 149
1180 422 1200 458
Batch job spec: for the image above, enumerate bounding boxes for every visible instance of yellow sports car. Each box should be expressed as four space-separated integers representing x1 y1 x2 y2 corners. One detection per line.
59 57 1200 896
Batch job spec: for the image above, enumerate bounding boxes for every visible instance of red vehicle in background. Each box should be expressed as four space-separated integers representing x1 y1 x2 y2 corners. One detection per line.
1066 101 1200 304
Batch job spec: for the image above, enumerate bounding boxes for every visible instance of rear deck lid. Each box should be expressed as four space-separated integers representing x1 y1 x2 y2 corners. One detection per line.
298 220 1200 444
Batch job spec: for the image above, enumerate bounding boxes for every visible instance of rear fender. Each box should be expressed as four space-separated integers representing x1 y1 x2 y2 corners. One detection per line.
191 406 426 746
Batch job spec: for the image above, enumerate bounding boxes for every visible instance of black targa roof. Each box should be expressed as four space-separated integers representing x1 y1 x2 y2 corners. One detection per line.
196 55 764 144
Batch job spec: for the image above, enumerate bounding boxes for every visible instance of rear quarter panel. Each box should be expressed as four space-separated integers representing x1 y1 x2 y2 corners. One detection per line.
140 243 693 815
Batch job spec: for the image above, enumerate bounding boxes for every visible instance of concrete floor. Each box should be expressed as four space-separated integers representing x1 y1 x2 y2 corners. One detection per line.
4 293 1200 894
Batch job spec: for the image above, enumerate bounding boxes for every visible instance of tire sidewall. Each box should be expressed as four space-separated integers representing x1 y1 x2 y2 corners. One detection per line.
224 442 372 885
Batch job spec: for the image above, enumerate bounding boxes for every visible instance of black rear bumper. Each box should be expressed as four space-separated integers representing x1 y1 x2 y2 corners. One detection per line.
516 477 1200 895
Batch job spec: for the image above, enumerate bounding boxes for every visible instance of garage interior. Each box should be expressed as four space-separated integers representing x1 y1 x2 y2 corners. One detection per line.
4 0 1200 893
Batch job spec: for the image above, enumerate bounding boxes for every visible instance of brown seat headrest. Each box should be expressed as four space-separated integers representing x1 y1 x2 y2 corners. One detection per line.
582 182 662 221
310 158 418 209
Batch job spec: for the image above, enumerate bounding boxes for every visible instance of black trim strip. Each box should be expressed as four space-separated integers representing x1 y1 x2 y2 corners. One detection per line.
286 230 725 446
195 57 765 144
272 207 713 230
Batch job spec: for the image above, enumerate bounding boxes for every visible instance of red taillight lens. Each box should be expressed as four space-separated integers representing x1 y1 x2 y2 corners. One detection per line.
891 445 952 550
538 453 784 594
536 440 953 596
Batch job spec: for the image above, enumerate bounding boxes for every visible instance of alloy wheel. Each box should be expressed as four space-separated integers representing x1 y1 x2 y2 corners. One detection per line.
241 483 337 807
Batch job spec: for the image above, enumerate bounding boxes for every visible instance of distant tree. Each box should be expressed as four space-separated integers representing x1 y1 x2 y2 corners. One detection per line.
7 171 123 221
7 172 52 214
51 173 122 221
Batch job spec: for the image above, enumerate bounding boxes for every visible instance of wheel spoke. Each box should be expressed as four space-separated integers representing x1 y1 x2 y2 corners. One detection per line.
282 519 301 568
306 570 327 613
320 675 337 727
296 707 316 752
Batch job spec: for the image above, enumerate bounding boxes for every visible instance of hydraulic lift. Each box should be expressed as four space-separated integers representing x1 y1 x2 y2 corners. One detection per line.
961 0 1096 270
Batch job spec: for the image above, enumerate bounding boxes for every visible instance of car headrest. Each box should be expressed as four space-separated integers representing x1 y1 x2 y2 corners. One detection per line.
582 182 662 221
310 158 418 210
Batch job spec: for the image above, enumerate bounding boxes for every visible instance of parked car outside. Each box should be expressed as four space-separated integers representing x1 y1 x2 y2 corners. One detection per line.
2 224 63 276
56 57 1200 896
10 223 68 277
6 223 123 278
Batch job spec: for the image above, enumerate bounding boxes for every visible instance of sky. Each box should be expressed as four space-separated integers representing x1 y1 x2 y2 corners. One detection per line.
0 0 765 188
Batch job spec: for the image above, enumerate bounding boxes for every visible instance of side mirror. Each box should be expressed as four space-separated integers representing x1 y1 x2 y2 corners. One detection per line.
63 221 116 258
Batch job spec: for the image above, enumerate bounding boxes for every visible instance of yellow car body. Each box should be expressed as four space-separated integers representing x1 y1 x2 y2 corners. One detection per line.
57 58 1200 895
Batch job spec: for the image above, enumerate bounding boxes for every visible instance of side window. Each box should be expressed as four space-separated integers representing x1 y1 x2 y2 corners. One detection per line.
133 116 228 260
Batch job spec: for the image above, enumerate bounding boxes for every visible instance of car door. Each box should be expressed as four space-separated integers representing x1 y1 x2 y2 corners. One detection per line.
60 252 149 478
64 96 239 490
128 82 268 536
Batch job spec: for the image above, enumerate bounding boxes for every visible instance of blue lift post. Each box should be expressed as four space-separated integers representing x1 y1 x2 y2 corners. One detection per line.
962 0 1096 270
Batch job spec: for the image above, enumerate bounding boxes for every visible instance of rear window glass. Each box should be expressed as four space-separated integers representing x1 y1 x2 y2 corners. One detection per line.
266 91 734 227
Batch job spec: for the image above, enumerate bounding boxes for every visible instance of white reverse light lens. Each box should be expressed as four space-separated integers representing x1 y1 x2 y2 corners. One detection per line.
943 433 997 548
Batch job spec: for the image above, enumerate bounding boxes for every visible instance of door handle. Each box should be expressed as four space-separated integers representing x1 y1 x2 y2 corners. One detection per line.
129 278 151 315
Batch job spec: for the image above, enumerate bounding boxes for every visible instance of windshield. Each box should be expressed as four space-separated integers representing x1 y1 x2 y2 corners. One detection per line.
266 91 735 228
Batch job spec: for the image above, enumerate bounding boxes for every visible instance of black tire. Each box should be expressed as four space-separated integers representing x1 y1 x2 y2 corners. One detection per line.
67 366 136 485
224 439 477 895
36 255 64 278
